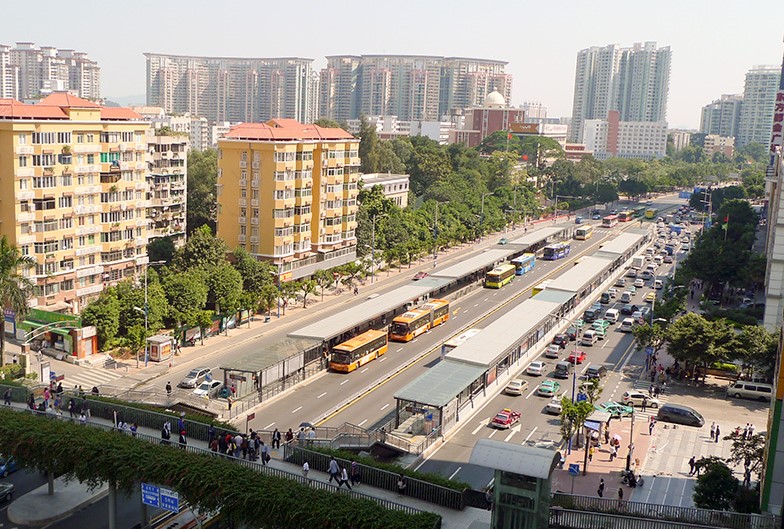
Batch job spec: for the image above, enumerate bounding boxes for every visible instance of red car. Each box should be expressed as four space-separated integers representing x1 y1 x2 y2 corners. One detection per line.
568 350 587 364
491 408 521 429
413 272 429 281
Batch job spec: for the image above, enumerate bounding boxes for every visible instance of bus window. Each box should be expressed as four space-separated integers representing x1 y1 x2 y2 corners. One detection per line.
575 225 594 240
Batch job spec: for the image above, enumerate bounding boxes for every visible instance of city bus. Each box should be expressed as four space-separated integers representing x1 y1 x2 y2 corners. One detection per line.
618 210 634 222
634 206 647 218
542 242 571 261
645 208 658 219
574 224 594 240
330 329 389 372
511 253 536 275
389 299 450 342
485 263 516 288
441 328 482 357
602 215 619 228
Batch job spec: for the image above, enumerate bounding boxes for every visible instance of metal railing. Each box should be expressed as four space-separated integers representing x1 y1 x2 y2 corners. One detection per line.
284 445 465 511
551 507 718 529
551 493 781 529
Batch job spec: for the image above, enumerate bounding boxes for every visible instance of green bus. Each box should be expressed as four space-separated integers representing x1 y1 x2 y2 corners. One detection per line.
633 206 647 218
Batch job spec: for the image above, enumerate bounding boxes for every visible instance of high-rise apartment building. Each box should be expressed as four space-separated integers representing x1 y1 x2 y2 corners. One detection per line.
738 65 781 148
569 42 671 143
0 94 149 314
318 55 511 123
144 53 317 124
146 132 187 248
0 42 100 101
217 119 360 281
700 94 743 139
582 110 667 160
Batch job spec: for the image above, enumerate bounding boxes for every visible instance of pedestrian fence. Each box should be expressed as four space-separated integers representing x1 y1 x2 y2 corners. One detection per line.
550 507 722 529
5 405 440 527
551 493 780 529
284 444 466 511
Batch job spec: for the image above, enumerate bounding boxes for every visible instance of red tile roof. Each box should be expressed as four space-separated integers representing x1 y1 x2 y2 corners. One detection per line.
224 119 355 142
0 93 142 121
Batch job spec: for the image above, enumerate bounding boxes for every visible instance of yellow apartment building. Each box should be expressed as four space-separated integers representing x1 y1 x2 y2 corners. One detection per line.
217 119 360 280
0 93 150 314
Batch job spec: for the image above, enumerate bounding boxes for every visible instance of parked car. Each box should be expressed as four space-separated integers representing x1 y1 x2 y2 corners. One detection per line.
595 401 634 418
657 403 705 427
498 238 509 245
0 481 14 503
537 380 561 397
527 361 545 376
544 398 563 415
178 367 213 389
193 380 223 398
0 455 17 478
491 408 521 429
622 391 661 408
505 378 530 396
567 350 587 364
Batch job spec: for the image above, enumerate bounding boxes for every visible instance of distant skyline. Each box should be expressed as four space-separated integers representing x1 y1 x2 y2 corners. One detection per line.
4 0 784 129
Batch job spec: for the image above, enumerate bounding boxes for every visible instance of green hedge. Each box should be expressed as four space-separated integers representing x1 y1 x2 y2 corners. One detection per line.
0 409 440 529
308 446 471 492
88 395 234 431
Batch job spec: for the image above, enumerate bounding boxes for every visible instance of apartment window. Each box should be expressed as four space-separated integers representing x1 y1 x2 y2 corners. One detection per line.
76 134 84 144
60 217 73 230
32 154 56 167
32 132 56 144
87 154 95 164
61 279 74 291
86 134 94 143
18 134 27 145
240 188 247 198
60 174 72 186
61 237 73 250
252 208 259 218
121 131 133 142
241 151 248 162
57 132 72 144
19 179 28 190
100 132 120 143
252 189 259 200
32 176 56 189
239 225 246 235
296 151 313 161
33 198 55 211
19 156 28 167
20 245 30 256
100 152 121 163
33 241 60 254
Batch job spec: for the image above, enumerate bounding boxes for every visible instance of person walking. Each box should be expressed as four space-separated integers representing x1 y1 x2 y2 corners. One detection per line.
597 479 605 498
617 487 624 507
396 474 407 496
302 461 310 481
588 446 595 463
328 456 340 483
272 428 281 450
641 397 647 412
3 388 11 406
166 382 172 397
749 423 755 437
337 466 352 490
688 456 696 476
260 441 270 465
604 429 610 445
715 424 720 443
609 445 617 462
178 429 187 449
350 459 360 486
285 428 294 445
649 418 656 436
710 422 716 441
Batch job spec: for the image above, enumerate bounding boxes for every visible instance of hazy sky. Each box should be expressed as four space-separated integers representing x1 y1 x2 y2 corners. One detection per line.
4 0 783 129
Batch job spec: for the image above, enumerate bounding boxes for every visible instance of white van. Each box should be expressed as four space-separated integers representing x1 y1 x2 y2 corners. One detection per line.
654 256 663 265
654 279 663 290
620 318 635 332
604 308 620 324
581 329 598 346
726 382 773 402
620 291 632 303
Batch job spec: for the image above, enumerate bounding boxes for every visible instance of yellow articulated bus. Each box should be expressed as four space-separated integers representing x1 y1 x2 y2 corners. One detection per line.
329 329 389 372
485 263 516 288
389 298 451 342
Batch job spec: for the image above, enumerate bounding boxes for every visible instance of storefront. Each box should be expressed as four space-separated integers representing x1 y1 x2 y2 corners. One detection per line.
15 308 97 359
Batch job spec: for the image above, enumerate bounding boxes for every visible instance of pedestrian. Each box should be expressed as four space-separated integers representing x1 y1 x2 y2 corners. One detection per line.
743 467 752 488
749 423 755 437
641 397 647 412
618 487 624 506
302 460 310 481
485 487 493 510
649 418 655 436
3 388 11 406
272 428 281 449
688 456 696 476
166 382 172 396
609 445 617 462
210 437 219 453
604 429 610 445
597 479 605 498
161 421 171 445
208 424 216 442
130 422 138 437
227 396 233 413
328 456 340 483
710 422 716 441
68 398 75 418
233 433 243 458
743 423 750 440
397 473 407 496
260 441 270 465
715 425 720 443
337 466 352 490
350 459 360 486
285 428 294 445
177 413 186 433
588 446 595 462
82 399 90 419
79 411 87 425
649 384 655 396
178 429 187 449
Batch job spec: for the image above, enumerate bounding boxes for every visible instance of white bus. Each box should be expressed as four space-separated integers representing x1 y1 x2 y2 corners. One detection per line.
575 224 594 240
441 328 482 357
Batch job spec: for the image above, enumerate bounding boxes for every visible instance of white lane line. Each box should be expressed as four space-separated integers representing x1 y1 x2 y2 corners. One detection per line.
360 367 369 373
291 406 302 413
449 467 462 480
264 422 275 430
474 303 479 307
472 422 486 435
488 429 498 438
525 386 538 399
317 392 327 399
380 403 389 411
523 427 538 443
378 357 386 362
412 338 418 343
340 380 348 386
396 347 403 352
504 430 516 442
358 419 367 427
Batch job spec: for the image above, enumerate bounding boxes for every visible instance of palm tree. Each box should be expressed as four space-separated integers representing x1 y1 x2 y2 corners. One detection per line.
0 236 35 365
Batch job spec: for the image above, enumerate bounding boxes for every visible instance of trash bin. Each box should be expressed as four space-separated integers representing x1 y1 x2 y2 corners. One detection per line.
264 315 271 323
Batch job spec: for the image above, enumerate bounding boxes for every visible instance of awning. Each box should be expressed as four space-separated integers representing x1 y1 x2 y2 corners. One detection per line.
49 328 72 339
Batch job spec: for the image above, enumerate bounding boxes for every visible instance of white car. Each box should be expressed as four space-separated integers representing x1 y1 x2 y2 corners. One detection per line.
527 361 545 376
544 398 563 415
622 390 661 408
545 344 561 358
607 288 618 298
505 378 530 396
193 380 223 398
633 278 645 288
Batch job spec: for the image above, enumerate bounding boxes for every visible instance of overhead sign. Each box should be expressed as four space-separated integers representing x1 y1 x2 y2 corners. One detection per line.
141 483 180 513
568 463 580 476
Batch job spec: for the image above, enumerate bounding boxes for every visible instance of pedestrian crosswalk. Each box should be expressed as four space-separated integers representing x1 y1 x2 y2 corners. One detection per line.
59 367 125 391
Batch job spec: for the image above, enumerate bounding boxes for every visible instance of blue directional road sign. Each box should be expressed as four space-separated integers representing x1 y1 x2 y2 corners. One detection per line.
576 392 588 403
141 483 180 513
568 463 580 476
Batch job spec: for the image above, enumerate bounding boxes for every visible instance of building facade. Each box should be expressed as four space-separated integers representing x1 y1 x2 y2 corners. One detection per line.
145 53 317 124
668 129 692 152
217 119 360 281
1 43 100 101
319 55 511 123
346 115 454 144
0 94 148 314
146 132 187 247
700 94 743 139
702 134 734 158
582 111 667 160
738 65 782 148
448 90 525 148
570 42 671 143
360 173 410 208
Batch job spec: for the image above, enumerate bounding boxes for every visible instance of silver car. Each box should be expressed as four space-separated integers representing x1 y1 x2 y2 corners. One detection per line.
178 367 212 389
193 380 223 398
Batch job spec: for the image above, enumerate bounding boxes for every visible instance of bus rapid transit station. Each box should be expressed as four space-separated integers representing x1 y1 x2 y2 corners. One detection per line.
390 229 649 448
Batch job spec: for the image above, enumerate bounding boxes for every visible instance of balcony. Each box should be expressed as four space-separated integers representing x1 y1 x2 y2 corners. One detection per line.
239 198 247 207
16 167 34 177
76 265 103 279
238 217 246 224
237 234 246 243
17 212 34 222
76 284 104 297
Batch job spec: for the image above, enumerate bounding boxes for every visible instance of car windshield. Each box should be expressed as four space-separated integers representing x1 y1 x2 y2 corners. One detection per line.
186 370 201 378
197 382 210 390
494 413 508 421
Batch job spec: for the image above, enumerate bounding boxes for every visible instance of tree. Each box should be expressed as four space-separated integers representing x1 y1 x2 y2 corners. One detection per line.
312 269 334 302
724 431 765 478
186 149 218 234
666 313 734 368
81 290 121 350
0 236 35 362
693 457 738 510
358 115 381 173
478 131 524 155
258 283 279 317
163 271 208 333
174 225 228 271
205 264 243 315
125 324 147 360
579 379 603 404
313 118 349 132
299 279 318 308
279 281 300 315
147 236 176 264
193 310 214 345
232 247 275 298
559 398 595 449
632 322 667 355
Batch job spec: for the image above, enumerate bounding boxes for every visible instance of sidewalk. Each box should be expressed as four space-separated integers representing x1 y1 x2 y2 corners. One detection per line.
3 400 490 529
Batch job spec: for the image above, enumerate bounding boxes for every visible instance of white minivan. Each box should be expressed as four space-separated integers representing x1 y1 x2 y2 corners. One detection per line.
581 329 598 346
727 381 773 402
620 291 632 303
620 318 636 332
604 308 620 324
654 279 663 290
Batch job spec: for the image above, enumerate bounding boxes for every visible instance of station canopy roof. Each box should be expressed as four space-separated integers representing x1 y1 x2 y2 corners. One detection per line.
394 359 486 408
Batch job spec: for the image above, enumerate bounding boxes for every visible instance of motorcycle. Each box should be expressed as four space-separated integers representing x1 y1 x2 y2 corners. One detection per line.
621 469 645 488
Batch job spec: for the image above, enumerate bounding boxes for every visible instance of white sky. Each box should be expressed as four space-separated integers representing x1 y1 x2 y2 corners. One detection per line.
4 0 783 128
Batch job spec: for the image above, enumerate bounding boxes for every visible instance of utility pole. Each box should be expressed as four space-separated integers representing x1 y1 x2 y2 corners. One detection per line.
371 214 377 284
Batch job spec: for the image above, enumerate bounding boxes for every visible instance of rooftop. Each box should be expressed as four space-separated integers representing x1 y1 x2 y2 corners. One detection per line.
223 119 356 142
0 93 142 121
